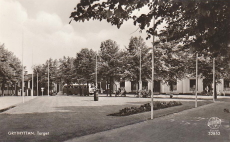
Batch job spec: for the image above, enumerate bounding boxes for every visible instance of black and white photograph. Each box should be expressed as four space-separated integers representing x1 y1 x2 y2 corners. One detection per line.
0 0 230 141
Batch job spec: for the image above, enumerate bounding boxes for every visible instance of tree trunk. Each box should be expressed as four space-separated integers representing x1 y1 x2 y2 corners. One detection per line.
136 80 139 97
1 81 5 96
15 83 17 96
109 76 112 97
7 84 9 96
214 81 217 99
11 84 13 96
106 79 108 96
86 81 89 96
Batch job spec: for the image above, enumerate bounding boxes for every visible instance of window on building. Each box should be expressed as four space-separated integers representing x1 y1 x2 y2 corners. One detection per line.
190 79 196 91
224 80 230 89
173 82 177 91
142 81 148 90
120 81 125 88
169 81 177 91
131 81 136 91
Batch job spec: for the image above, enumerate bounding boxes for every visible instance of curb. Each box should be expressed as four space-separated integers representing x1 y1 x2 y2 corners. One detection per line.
0 105 16 113
0 96 39 113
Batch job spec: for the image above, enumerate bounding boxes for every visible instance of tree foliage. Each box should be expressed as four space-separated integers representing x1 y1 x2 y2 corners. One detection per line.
58 56 74 85
123 36 151 83
33 58 59 94
0 44 22 95
73 48 96 84
98 39 124 95
70 0 230 81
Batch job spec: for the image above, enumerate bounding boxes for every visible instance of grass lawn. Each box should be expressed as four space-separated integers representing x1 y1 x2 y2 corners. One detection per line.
0 100 212 142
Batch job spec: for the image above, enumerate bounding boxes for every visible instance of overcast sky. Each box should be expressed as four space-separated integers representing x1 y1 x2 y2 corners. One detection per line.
0 0 155 73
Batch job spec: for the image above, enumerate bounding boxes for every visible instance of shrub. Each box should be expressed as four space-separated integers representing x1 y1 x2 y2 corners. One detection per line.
109 101 182 116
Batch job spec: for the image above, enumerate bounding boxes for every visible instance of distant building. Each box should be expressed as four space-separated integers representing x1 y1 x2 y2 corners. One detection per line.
111 77 230 95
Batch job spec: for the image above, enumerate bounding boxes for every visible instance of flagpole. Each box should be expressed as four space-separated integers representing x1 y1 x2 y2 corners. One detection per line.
22 30 24 103
37 72 38 96
32 46 34 98
96 51 97 89
151 17 155 120
195 53 198 107
48 61 49 96
139 46 142 98
213 58 215 102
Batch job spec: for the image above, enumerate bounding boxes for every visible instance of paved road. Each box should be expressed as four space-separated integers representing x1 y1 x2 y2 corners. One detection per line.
66 101 230 142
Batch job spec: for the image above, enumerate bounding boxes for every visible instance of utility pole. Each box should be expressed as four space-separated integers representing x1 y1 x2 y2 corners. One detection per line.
151 17 155 120
195 53 198 107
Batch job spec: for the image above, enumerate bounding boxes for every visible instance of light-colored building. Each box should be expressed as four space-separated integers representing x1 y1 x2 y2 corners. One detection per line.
113 77 230 95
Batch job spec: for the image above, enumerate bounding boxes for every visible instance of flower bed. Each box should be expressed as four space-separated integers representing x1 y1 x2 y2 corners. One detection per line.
108 101 182 116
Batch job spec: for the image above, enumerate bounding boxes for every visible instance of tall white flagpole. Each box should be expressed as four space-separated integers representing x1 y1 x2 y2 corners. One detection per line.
96 52 97 89
48 61 49 96
37 72 38 96
213 58 215 102
22 30 24 103
195 53 198 107
151 17 155 120
32 47 34 98
139 47 142 98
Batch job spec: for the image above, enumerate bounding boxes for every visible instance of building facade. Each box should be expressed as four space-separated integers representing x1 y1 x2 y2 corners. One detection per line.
112 77 230 95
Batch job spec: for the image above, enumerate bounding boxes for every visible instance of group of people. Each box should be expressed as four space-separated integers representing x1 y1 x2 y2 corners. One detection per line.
115 87 126 97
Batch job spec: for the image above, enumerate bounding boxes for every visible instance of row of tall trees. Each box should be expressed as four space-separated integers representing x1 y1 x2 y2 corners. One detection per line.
32 35 218 96
69 0 230 97
0 44 23 96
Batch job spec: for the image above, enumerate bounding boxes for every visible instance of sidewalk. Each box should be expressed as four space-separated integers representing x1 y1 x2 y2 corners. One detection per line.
0 96 36 112
66 101 230 142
